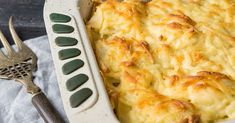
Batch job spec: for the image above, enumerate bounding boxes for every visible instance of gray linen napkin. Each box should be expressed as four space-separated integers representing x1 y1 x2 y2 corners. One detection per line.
0 36 68 123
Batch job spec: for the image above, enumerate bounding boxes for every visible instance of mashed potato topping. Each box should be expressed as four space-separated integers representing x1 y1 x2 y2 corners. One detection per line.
86 0 235 122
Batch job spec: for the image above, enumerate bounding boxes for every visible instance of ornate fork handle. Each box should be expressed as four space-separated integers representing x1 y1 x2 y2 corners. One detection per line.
22 78 65 123
21 78 65 123
32 92 65 123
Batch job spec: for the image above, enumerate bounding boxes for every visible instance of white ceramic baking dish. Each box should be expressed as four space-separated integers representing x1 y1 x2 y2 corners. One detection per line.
43 0 235 123
43 0 119 122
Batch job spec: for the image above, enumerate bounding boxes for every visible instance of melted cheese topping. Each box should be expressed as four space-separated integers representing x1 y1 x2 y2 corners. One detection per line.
86 0 235 122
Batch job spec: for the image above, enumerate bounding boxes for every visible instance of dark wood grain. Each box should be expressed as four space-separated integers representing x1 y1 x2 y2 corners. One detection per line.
0 0 46 47
32 92 66 123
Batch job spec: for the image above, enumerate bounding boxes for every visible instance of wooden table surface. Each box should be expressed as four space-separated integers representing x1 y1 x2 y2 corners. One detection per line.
0 0 46 47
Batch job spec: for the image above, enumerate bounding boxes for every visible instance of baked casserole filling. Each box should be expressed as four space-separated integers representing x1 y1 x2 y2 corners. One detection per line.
86 0 235 122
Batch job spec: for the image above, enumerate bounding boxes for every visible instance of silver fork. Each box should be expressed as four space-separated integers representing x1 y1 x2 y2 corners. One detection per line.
0 17 65 123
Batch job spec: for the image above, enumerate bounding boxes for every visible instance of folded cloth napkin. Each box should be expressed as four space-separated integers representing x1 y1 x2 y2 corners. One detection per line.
0 36 68 123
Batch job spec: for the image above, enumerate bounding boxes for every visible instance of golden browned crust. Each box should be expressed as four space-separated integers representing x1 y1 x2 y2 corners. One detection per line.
87 0 235 122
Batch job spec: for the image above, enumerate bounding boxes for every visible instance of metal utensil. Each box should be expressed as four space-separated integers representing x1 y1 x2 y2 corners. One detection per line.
0 17 65 123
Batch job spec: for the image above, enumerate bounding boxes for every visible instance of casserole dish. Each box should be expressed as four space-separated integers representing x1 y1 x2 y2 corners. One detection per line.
43 0 235 123
44 0 119 123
